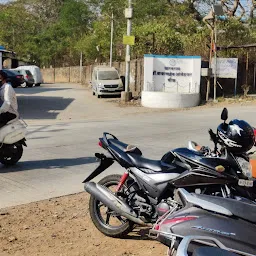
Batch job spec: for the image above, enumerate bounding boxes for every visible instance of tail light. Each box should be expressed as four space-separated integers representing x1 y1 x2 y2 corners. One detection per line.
98 141 103 147
26 75 29 79
155 224 160 230
162 216 198 226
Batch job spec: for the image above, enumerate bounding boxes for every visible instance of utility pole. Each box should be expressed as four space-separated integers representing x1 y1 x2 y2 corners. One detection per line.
213 15 217 102
110 12 114 67
80 52 83 84
212 2 224 102
123 0 132 101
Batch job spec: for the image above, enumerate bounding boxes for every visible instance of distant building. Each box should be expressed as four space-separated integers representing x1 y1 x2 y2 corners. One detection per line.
0 46 29 69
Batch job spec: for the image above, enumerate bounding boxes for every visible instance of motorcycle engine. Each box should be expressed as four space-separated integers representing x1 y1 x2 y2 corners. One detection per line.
157 202 171 216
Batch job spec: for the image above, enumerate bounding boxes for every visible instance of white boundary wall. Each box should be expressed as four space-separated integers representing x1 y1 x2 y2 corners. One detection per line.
141 91 200 108
142 55 201 108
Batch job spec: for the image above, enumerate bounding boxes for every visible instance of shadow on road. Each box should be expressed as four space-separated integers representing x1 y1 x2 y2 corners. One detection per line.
0 157 97 173
18 95 74 119
15 86 73 95
124 227 153 241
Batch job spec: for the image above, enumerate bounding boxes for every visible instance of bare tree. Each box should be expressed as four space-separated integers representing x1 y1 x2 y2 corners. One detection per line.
250 0 256 18
221 0 245 18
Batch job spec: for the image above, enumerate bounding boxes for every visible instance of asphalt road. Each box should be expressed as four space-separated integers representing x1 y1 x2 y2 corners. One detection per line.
0 83 255 209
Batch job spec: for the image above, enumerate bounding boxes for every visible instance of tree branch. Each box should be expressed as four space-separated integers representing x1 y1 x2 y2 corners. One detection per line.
250 0 256 18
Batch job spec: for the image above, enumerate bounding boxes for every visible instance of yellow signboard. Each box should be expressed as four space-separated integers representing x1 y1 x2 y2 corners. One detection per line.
123 36 135 45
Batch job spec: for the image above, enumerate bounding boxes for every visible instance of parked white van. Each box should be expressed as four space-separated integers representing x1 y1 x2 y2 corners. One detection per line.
16 65 43 86
91 66 124 98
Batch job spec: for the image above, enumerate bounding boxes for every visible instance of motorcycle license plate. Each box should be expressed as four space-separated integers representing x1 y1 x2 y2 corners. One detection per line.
238 179 253 187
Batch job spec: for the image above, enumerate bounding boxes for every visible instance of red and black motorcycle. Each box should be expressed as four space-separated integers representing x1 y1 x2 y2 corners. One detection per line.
83 108 256 238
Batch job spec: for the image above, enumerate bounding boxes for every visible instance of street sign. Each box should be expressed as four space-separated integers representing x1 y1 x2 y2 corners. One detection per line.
123 35 135 45
211 58 238 79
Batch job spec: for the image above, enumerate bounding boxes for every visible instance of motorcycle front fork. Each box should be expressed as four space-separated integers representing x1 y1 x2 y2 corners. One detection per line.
116 171 129 192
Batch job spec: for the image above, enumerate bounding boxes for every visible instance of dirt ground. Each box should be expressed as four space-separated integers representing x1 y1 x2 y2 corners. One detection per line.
0 193 166 256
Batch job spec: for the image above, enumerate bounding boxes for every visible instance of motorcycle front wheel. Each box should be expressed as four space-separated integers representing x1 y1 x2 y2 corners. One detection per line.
88 174 134 238
0 144 23 166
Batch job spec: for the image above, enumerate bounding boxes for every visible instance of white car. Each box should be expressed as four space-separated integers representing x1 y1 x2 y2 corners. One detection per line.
91 66 124 98
16 65 43 86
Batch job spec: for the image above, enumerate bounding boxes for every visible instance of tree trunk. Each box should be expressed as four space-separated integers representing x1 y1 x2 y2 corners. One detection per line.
250 0 256 19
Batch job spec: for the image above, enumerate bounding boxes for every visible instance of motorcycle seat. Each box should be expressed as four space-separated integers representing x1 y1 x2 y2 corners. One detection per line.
192 194 256 223
193 247 238 256
127 153 177 173
108 139 142 155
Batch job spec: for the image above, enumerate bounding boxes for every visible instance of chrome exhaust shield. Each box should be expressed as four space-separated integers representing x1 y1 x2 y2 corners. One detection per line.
84 182 146 225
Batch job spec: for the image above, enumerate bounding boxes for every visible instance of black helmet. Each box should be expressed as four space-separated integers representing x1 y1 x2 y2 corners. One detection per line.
0 70 8 80
217 119 255 153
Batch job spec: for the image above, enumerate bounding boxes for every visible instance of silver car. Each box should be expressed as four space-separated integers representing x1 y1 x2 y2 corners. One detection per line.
92 66 124 98
15 69 35 87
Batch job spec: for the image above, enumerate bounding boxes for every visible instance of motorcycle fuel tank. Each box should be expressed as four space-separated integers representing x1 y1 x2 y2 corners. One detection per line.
167 148 238 187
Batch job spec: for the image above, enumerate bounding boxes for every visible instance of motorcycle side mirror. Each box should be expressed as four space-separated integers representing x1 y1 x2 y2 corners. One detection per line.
221 108 228 122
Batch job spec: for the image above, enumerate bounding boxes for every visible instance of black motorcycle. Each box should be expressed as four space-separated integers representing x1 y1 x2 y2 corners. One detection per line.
149 188 256 256
83 108 255 238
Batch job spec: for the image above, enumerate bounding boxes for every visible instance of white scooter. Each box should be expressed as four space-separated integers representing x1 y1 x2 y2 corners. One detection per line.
0 118 27 166
176 236 244 256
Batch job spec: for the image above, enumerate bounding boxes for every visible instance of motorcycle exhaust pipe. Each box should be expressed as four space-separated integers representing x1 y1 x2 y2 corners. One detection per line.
84 182 147 226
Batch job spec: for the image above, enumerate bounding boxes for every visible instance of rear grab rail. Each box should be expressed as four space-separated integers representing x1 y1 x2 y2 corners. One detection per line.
102 132 118 147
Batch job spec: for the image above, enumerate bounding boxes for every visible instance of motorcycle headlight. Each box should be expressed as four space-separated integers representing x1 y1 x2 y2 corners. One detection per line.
236 157 252 178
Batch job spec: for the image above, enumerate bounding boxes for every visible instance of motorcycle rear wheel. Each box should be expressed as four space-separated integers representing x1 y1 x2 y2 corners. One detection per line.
89 174 134 238
0 144 23 166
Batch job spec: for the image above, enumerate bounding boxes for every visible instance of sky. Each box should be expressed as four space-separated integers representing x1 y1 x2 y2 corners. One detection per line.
0 0 253 17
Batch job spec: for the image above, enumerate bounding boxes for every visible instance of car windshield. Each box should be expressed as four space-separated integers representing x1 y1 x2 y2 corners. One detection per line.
98 70 119 80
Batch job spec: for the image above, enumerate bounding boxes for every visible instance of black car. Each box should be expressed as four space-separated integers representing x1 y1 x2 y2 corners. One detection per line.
3 69 25 88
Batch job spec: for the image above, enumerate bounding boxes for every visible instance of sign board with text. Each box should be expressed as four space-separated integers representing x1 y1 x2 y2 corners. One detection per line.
211 58 238 79
144 54 201 93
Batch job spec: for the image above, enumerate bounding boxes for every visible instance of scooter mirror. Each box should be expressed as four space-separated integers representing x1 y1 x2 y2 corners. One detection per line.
221 108 228 121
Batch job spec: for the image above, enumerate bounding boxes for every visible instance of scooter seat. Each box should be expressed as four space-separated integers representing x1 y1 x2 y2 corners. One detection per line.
193 247 238 256
193 194 256 223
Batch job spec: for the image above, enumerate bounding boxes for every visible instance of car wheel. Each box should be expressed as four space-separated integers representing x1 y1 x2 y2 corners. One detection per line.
20 82 26 88
35 83 41 86
93 91 95 96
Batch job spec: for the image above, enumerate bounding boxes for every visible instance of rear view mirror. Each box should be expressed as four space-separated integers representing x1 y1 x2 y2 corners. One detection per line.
221 108 228 121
